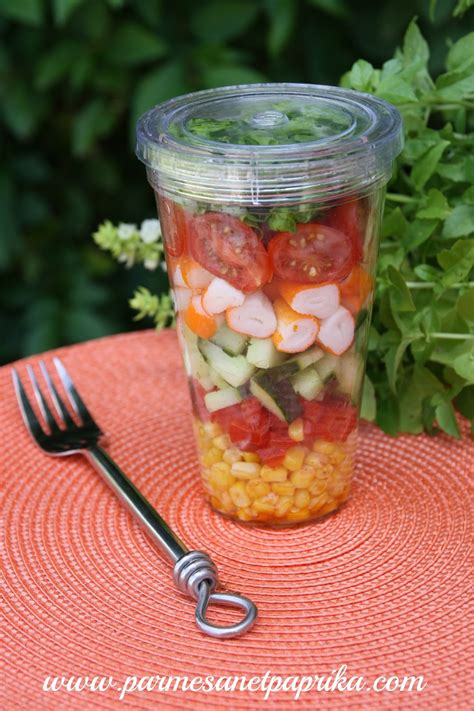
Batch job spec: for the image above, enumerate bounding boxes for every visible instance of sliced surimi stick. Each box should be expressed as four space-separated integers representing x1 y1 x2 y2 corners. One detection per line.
185 294 218 339
226 291 277 338
202 277 245 314
272 298 319 353
172 286 192 312
317 306 354 355
180 257 214 289
279 282 340 319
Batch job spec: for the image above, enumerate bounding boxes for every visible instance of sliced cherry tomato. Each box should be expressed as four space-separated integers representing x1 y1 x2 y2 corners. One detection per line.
303 397 357 442
268 223 354 284
188 212 272 293
156 195 188 258
325 200 365 263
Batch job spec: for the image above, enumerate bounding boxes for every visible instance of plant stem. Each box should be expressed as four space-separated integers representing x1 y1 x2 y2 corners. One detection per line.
386 193 416 204
429 333 474 340
406 281 474 289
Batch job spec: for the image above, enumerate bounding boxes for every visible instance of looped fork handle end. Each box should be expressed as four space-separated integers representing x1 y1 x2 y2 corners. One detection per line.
195 581 258 639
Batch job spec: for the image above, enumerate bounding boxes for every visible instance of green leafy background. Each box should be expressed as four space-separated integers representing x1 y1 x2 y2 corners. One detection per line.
2 0 473 435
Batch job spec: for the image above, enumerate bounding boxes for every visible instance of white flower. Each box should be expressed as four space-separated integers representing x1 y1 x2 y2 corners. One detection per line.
140 219 161 244
118 252 135 267
117 223 136 240
161 261 168 273
144 258 159 270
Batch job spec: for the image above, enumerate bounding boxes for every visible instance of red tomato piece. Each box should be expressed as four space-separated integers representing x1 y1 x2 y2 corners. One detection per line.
325 199 365 263
188 212 272 293
258 446 288 467
156 195 188 258
268 223 354 284
303 397 357 442
211 397 271 452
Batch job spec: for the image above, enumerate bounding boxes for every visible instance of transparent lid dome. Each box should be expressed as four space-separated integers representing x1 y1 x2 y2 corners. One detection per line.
136 83 403 206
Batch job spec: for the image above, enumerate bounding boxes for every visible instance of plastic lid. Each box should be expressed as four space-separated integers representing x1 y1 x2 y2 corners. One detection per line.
136 83 403 206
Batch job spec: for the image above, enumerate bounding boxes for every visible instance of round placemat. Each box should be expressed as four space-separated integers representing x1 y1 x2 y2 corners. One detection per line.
1 330 472 710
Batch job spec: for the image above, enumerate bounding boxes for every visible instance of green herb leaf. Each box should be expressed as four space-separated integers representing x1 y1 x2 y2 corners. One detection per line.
442 205 474 239
387 266 416 312
411 140 450 191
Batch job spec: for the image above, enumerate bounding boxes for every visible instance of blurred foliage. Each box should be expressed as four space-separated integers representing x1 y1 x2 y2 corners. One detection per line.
1 0 473 364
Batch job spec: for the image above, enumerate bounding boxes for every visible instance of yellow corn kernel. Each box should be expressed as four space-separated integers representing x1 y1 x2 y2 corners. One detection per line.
209 463 234 491
283 446 308 471
294 489 311 509
288 418 304 442
327 476 346 497
338 484 351 501
253 492 278 513
318 499 339 516
285 508 310 523
229 482 251 508
246 479 271 500
275 496 294 517
236 507 255 522
260 465 288 482
329 449 347 465
309 479 327 496
242 451 260 463
202 447 223 466
210 496 223 510
313 440 336 455
203 421 221 438
271 481 295 497
309 492 329 511
219 491 235 512
231 462 261 480
223 447 242 464
212 434 231 450
305 451 328 468
290 465 315 488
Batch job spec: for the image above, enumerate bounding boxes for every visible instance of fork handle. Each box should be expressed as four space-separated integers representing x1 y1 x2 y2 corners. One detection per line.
83 445 258 638
84 445 188 562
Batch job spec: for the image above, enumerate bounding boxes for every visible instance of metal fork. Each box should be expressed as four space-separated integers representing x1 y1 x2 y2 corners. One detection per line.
12 358 257 639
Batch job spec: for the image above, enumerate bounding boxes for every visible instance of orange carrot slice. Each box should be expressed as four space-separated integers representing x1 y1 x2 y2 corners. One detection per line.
317 306 354 355
184 294 217 339
279 282 340 319
272 298 319 353
339 265 372 314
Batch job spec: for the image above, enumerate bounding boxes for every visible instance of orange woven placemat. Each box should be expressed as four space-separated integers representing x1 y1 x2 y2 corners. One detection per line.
1 330 472 710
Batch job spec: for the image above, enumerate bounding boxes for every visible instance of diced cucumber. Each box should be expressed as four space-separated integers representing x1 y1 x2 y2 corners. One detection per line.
180 324 214 391
210 325 248 356
292 367 324 401
265 360 300 382
336 350 364 401
316 354 339 382
246 338 287 369
293 345 325 371
198 339 255 388
204 388 242 413
208 366 229 389
250 372 303 423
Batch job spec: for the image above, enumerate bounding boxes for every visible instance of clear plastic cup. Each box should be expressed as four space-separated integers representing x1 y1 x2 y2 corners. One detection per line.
136 84 403 526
